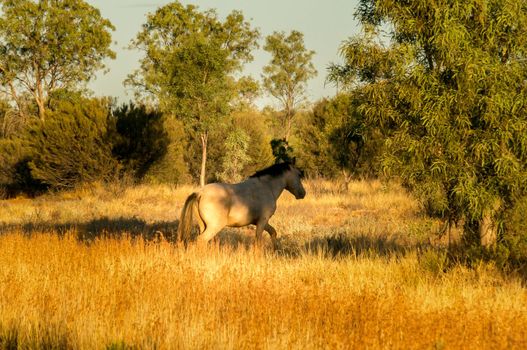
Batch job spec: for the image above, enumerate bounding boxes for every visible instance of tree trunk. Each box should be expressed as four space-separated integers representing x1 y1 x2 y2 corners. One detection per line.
284 103 293 142
199 132 208 188
285 115 292 142
35 65 46 120
36 98 46 121
479 213 497 247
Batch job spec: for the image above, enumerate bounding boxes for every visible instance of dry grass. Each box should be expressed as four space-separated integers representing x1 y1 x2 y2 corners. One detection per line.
0 180 526 349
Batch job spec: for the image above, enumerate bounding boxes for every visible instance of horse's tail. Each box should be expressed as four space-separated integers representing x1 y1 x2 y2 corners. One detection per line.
177 192 202 244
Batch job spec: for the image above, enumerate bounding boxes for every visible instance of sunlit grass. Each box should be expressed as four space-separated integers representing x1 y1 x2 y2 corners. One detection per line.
0 180 526 348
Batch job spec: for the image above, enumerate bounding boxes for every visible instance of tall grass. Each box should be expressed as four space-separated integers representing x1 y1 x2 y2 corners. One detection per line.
0 180 526 348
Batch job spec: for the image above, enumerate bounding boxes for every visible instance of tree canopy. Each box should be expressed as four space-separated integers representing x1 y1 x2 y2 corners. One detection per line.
329 0 527 246
0 0 115 120
127 1 259 186
262 30 317 142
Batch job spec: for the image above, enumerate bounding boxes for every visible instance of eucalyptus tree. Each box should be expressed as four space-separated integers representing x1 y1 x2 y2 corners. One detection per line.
0 0 115 120
127 2 259 187
329 0 527 246
262 30 317 142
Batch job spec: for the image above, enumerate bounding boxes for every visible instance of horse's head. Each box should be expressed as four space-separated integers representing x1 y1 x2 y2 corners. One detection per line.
285 164 306 199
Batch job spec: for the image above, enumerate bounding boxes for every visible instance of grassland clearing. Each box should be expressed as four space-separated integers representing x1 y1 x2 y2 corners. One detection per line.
0 180 525 349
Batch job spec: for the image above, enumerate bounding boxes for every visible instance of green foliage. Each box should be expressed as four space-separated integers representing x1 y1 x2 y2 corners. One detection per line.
127 1 259 185
128 2 258 103
297 98 345 178
143 117 190 185
231 111 274 175
262 30 317 141
0 99 25 138
185 111 273 183
0 99 43 195
0 138 26 185
28 98 119 189
112 103 169 180
232 76 261 111
297 94 383 178
183 126 225 183
0 134 44 196
0 0 115 119
217 127 250 183
501 196 527 266
331 0 527 246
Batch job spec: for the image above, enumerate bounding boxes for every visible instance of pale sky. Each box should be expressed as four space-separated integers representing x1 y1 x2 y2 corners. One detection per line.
86 0 361 108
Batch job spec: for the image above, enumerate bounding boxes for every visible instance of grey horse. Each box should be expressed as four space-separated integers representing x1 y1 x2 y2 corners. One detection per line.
177 162 306 248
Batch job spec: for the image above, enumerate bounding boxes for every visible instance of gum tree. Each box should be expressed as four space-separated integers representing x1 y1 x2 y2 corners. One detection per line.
329 0 527 246
0 0 115 120
262 30 317 142
127 2 259 187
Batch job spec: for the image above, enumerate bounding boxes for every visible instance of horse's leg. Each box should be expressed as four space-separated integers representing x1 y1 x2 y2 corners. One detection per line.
264 223 280 250
196 225 222 247
254 220 266 247
195 195 226 247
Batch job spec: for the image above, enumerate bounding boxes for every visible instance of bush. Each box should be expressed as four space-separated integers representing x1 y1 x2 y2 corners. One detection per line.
112 103 169 179
0 138 29 186
231 111 274 176
142 117 190 184
502 196 527 268
297 94 383 179
217 127 251 182
28 99 119 190
0 123 47 197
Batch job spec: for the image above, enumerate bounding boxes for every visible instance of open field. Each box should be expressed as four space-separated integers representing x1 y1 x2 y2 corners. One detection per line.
0 180 526 349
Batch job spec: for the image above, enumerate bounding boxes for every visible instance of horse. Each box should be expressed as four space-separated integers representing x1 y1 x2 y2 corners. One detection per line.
176 162 306 248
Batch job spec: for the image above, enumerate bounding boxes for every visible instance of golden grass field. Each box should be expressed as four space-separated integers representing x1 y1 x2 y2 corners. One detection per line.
0 180 526 349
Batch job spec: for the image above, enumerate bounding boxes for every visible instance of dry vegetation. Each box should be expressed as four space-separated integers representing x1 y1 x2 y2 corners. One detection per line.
0 180 526 349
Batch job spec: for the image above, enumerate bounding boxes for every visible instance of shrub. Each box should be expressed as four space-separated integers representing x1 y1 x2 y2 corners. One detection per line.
0 138 30 187
502 196 527 270
142 117 190 185
28 99 119 190
0 124 47 197
231 111 274 176
217 127 251 182
112 103 169 179
297 94 383 179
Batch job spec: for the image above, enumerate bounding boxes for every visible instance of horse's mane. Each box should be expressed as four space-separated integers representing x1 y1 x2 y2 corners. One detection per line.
249 162 293 179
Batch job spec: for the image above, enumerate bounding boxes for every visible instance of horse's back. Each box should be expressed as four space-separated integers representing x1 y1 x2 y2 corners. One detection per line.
199 179 275 227
199 183 233 212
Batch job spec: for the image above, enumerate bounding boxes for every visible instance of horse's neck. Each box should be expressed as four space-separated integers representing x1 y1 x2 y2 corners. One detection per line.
261 175 287 201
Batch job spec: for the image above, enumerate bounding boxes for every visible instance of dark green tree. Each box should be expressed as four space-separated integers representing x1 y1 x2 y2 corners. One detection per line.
0 134 39 195
329 0 527 246
270 139 295 164
112 103 169 180
28 98 119 189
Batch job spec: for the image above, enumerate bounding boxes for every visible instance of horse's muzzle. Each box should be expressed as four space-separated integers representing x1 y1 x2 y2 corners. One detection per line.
296 190 306 199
